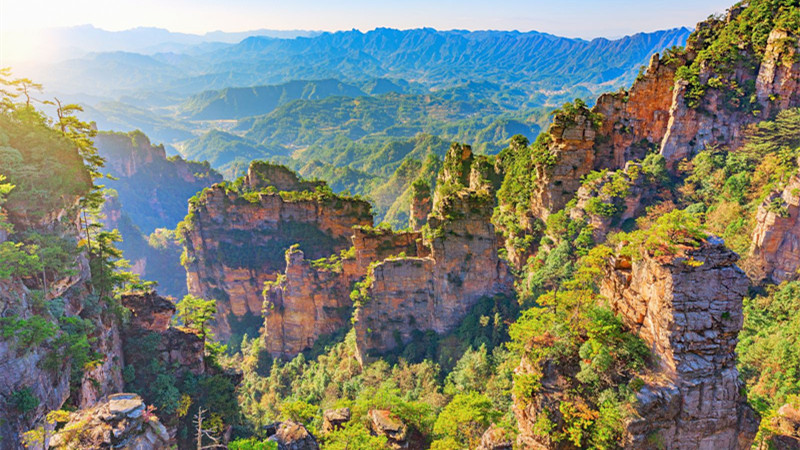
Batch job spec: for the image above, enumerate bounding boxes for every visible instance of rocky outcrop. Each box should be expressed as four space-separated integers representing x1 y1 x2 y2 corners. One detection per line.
749 172 800 283
760 403 800 449
96 130 223 234
49 393 169 449
569 161 657 242
477 424 513 450
0 224 123 446
97 130 222 299
593 52 681 169
599 238 758 448
182 162 372 341
121 291 206 377
368 409 409 449
354 146 513 361
263 248 356 357
121 291 176 332
245 161 325 192
409 180 431 231
267 421 319 450
322 408 351 434
529 114 598 220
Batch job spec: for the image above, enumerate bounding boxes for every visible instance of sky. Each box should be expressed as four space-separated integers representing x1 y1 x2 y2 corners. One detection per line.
1 0 734 38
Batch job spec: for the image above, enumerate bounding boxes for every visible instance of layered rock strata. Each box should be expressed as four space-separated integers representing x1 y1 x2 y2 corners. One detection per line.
749 171 800 283
121 292 206 376
661 24 800 167
181 162 372 340
263 227 423 358
599 239 758 448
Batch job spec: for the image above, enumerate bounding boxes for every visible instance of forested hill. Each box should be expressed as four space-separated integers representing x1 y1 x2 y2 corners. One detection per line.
30 27 691 97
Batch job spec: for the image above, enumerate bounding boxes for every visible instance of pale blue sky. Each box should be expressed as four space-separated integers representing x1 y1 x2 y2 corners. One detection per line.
1 0 734 38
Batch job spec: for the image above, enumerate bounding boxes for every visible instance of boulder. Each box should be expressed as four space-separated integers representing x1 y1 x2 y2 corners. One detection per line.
267 421 319 450
368 409 408 448
321 408 351 433
49 393 169 449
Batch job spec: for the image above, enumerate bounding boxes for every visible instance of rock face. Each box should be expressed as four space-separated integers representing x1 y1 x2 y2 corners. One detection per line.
354 145 513 361
660 23 800 167
121 291 176 332
409 180 432 231
749 172 800 283
530 114 598 221
245 161 325 192
477 424 514 450
181 162 372 341
0 217 123 446
593 52 681 169
599 239 758 448
263 247 357 357
263 227 423 358
49 393 169 449
96 130 222 298
569 161 659 242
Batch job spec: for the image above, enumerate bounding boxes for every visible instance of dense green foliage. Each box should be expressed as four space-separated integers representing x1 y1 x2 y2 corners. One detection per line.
509 246 650 449
739 282 800 415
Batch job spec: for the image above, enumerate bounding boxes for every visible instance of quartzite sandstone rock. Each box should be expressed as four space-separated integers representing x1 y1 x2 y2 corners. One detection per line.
749 171 800 283
368 409 409 449
122 291 206 377
321 408 351 434
660 24 800 167
182 163 372 340
267 421 319 450
599 239 758 449
354 147 512 361
263 227 424 358
49 393 169 449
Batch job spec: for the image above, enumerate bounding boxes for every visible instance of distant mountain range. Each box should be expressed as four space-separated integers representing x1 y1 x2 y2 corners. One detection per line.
20 26 691 99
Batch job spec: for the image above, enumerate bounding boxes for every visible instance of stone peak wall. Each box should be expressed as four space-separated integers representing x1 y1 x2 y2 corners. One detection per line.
355 152 512 362
263 226 426 359
660 19 800 167
600 239 758 448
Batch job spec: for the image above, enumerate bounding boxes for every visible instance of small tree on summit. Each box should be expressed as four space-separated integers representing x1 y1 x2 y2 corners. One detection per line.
176 295 217 341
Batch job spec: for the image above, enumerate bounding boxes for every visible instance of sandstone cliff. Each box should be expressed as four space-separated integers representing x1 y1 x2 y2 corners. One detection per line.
354 145 513 361
660 12 800 167
0 170 123 446
600 239 758 448
181 161 372 341
749 171 800 283
96 130 223 234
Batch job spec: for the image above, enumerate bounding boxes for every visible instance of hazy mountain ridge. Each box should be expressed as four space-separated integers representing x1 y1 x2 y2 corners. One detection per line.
26 26 691 97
